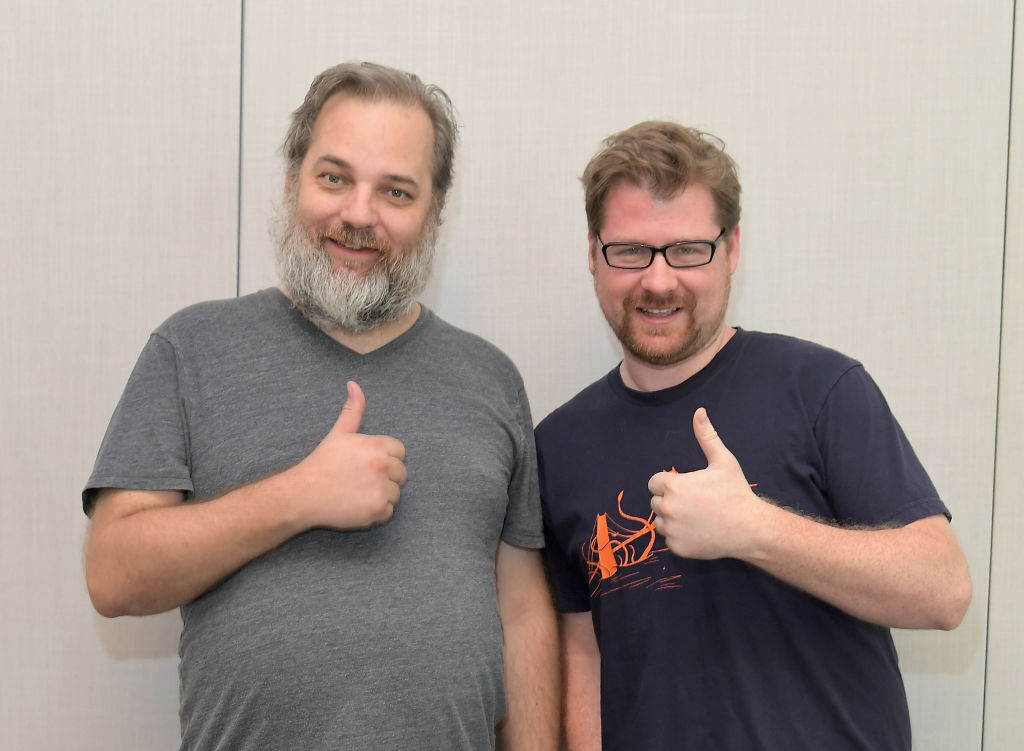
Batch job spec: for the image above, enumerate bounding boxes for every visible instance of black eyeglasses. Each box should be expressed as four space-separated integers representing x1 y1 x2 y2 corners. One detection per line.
596 228 726 269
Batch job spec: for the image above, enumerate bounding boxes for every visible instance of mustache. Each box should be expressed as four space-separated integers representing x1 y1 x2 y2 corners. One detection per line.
625 292 694 310
317 226 391 254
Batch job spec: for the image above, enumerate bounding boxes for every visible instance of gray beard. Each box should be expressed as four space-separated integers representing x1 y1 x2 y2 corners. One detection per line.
272 202 437 333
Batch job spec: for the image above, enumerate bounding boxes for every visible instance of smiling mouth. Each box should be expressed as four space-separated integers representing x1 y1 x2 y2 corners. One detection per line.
325 236 378 252
638 307 681 317
328 239 376 253
320 227 388 255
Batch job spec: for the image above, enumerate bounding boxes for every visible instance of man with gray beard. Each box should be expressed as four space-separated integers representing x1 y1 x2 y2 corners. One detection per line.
82 61 558 751
274 176 439 333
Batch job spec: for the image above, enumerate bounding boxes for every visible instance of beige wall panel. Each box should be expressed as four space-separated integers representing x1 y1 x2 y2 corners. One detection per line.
983 1 1024 745
3 0 1005 747
240 2 1004 747
0 1 241 748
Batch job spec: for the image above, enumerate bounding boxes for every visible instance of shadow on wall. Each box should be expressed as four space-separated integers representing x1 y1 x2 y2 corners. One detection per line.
93 610 181 660
895 597 983 676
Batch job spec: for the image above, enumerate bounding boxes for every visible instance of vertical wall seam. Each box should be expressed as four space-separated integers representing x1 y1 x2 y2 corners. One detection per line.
981 1 1016 748
235 0 246 298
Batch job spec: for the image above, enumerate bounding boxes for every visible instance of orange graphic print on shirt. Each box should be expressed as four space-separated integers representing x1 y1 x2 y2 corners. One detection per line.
585 477 759 598
585 489 682 598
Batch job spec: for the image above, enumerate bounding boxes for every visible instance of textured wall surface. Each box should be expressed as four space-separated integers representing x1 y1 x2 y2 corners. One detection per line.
1 2 1015 748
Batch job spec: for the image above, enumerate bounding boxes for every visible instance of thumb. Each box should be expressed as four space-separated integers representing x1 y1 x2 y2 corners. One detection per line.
692 407 734 467
333 381 366 434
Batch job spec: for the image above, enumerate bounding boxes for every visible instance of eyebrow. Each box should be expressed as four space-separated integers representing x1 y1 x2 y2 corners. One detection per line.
314 155 421 189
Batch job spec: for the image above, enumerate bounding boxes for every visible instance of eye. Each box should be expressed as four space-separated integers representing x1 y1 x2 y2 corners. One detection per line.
604 244 652 268
667 243 710 259
383 186 415 203
320 172 345 186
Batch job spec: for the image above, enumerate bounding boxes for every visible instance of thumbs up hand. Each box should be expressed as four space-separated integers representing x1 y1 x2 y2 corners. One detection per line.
289 381 407 531
648 408 767 560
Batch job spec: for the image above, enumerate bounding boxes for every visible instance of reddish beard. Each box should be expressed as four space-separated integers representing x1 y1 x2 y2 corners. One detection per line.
610 279 729 367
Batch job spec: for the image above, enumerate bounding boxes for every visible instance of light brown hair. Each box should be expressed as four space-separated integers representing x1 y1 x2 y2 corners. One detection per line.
582 121 741 236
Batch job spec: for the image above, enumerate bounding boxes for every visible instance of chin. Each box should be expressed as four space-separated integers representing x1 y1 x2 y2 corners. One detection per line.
328 260 377 277
625 327 710 366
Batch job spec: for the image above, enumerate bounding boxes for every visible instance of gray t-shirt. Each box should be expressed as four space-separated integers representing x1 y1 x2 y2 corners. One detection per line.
85 288 543 751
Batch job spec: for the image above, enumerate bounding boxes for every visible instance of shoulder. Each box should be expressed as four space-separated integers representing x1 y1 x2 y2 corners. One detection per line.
732 329 862 384
151 289 294 349
535 371 615 444
726 330 887 432
154 289 285 339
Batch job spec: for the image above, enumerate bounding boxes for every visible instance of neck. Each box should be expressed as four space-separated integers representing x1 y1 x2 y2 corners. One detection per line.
278 285 421 354
619 325 736 392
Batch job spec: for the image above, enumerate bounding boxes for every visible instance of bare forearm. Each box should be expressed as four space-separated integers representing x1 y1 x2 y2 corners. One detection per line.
499 610 560 750
496 544 560 751
86 388 407 618
651 408 972 630
85 475 304 617
564 658 601 750
562 612 601 751
743 509 971 629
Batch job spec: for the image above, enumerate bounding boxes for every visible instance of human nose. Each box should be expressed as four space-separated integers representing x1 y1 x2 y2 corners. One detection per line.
336 184 378 229
639 253 679 295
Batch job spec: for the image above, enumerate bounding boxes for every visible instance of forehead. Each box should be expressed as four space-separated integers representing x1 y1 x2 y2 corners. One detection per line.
601 181 718 242
304 94 434 184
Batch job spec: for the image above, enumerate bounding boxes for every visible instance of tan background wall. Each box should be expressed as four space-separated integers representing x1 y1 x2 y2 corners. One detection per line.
984 1 1024 747
1 1 1016 748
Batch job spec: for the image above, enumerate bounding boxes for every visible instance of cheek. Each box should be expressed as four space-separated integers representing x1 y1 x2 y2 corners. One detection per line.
593 274 630 313
380 208 429 245
693 275 729 309
293 192 333 228
396 216 425 242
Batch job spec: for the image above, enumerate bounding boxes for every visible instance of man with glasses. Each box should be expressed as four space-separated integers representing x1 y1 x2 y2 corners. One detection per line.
83 61 558 751
537 120 971 750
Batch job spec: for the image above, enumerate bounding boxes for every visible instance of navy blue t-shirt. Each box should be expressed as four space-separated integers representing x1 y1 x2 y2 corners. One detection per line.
537 329 949 751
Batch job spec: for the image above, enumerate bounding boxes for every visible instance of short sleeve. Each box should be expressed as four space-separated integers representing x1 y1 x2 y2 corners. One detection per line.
83 333 193 514
537 443 593 613
541 529 592 613
814 365 949 525
499 381 545 549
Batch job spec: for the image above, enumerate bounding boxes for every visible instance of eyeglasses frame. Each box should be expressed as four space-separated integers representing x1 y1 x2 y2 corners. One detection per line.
595 227 727 269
